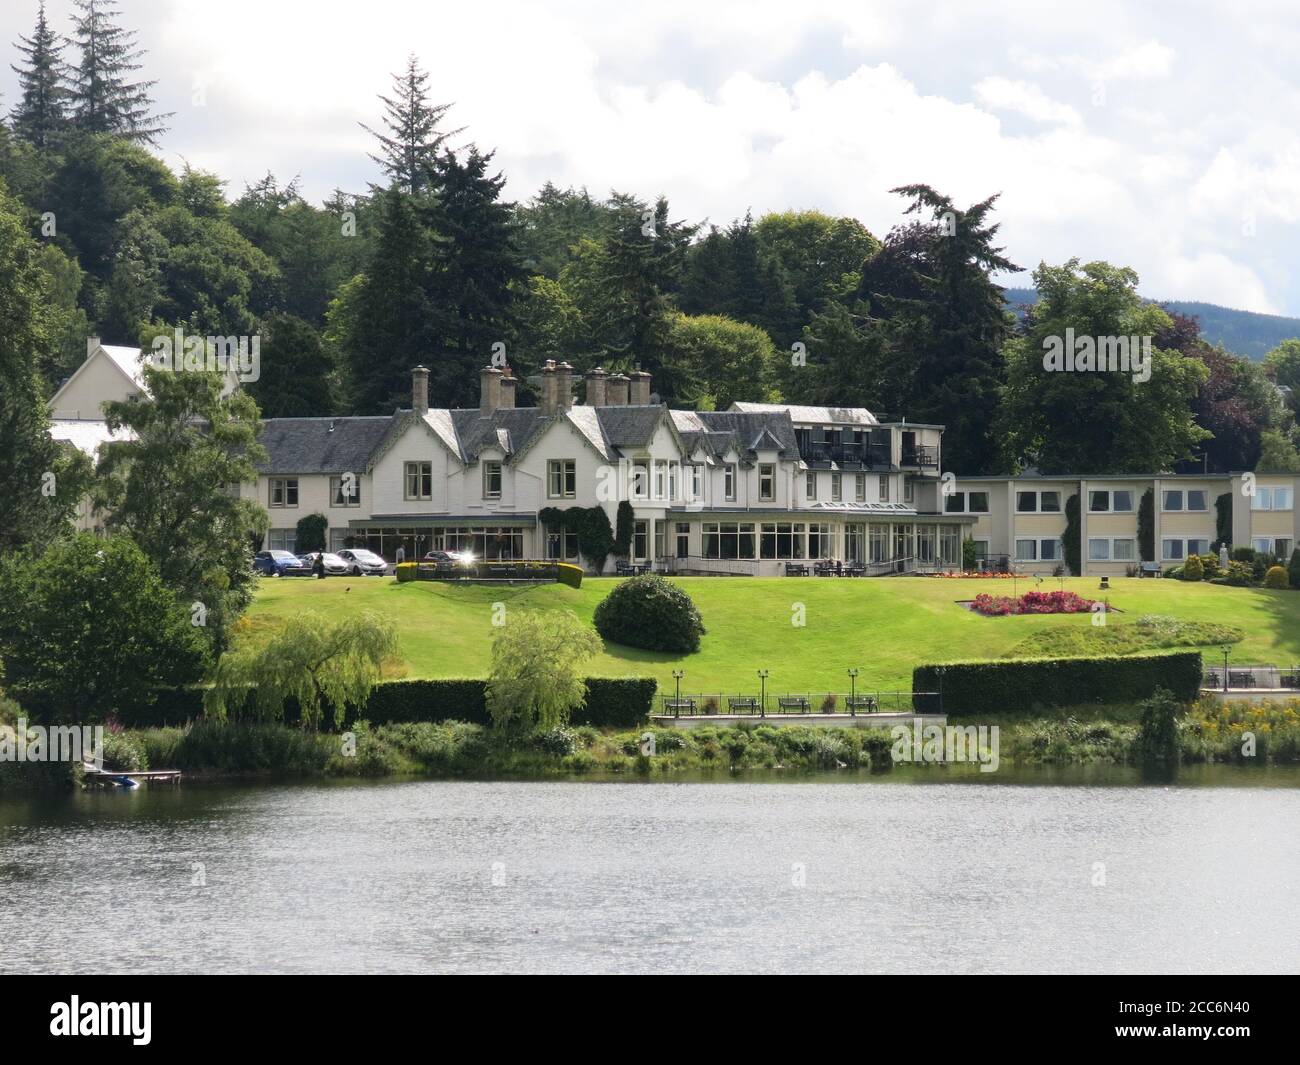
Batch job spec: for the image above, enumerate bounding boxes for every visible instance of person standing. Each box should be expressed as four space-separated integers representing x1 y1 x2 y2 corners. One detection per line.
396 544 406 565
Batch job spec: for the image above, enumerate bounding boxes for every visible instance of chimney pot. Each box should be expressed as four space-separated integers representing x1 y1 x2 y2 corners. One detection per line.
606 373 629 406
412 365 430 415
629 370 652 406
499 372 517 409
540 361 558 415
555 361 574 413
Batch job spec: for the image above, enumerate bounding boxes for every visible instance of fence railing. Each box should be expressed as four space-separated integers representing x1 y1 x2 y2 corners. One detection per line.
1201 664 1300 691
656 555 760 576
656 691 942 717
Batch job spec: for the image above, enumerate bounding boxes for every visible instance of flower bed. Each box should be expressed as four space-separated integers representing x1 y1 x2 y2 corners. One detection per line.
969 590 1098 616
930 571 1018 579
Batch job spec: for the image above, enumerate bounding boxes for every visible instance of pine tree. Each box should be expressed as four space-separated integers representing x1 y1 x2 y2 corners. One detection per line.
421 148 525 408
10 1 69 148
68 0 169 144
360 54 460 194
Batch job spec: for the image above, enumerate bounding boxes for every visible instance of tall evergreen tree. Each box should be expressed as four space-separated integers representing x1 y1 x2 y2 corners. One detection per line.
68 0 169 144
422 148 525 408
10 1 69 148
360 54 459 194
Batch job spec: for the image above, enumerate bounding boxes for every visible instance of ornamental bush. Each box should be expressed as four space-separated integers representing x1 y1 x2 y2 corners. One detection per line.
1264 565 1289 589
593 574 706 653
1182 555 1204 581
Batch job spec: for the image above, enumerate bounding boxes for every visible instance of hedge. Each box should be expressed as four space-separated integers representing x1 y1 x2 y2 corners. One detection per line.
108 676 655 730
394 560 583 588
912 651 1203 716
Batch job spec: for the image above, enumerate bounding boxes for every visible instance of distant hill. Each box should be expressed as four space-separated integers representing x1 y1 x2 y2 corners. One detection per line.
1002 287 1300 361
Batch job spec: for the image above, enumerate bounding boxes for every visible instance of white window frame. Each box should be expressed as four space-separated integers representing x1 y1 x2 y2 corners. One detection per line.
854 473 866 503
723 464 736 502
547 459 576 499
806 471 817 500
269 477 299 509
483 461 502 499
759 464 776 501
404 462 432 501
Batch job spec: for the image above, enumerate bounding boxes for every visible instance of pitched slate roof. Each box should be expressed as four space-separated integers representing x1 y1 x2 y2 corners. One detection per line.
257 416 394 474
450 407 547 461
595 405 665 448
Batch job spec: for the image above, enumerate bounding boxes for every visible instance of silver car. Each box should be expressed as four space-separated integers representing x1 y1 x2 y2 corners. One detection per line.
337 548 389 576
299 551 349 576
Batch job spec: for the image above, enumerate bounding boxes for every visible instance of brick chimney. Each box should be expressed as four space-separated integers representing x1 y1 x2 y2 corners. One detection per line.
540 359 558 415
629 370 652 405
555 361 574 413
499 370 517 409
480 366 503 416
412 365 430 415
584 366 608 406
606 372 629 406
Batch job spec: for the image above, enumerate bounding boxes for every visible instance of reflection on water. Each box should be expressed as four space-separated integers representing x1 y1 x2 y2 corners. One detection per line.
1 765 1297 974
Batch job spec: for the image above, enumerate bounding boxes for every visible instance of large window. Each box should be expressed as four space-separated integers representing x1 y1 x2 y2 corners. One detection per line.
945 491 990 514
676 522 690 559
845 524 865 562
1089 538 1136 561
545 523 579 560
702 522 755 559
868 524 888 563
1162 537 1211 561
1251 487 1294 511
547 459 576 499
432 526 524 559
915 525 934 563
404 462 431 501
1017 490 1061 513
1252 536 1292 558
807 523 833 559
939 526 960 566
482 461 502 499
1089 489 1133 513
330 475 360 508
760 522 806 559
634 520 649 559
267 528 295 551
269 477 299 508
1016 538 1061 562
759 464 776 501
1164 489 1207 511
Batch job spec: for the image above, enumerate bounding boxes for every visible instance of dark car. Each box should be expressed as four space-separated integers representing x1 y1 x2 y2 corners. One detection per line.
253 550 312 577
337 548 389 576
422 550 470 565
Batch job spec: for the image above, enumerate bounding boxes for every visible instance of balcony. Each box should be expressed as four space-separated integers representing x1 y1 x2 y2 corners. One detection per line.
799 442 893 469
900 444 939 469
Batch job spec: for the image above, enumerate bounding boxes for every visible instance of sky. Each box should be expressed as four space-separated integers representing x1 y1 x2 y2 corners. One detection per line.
3 0 1300 315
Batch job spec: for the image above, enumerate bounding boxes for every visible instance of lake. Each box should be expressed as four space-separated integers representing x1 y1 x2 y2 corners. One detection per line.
2 766 1298 974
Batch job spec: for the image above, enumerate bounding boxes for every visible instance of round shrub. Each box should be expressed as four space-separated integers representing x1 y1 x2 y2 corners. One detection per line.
593 574 706 653
1264 565 1289 589
1182 555 1204 581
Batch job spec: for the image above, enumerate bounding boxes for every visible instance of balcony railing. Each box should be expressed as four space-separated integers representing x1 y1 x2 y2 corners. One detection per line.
799 442 893 468
900 445 939 468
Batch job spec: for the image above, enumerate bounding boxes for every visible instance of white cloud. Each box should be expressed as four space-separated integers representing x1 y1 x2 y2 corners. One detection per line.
973 77 1081 125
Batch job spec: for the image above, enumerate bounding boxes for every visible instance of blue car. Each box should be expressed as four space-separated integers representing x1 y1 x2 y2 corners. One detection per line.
253 550 312 577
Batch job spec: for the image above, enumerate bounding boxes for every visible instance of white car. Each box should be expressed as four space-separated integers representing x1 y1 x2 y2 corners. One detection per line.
337 548 389 576
298 551 349 576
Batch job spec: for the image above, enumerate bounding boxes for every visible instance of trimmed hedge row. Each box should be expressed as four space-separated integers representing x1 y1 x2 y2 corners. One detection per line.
913 651 1203 716
118 677 655 730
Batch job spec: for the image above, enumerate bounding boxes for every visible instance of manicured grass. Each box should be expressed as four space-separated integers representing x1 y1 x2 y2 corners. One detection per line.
243 575 1300 694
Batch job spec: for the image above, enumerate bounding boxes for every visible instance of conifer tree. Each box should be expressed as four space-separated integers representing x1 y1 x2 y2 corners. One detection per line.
10 1 69 148
68 0 169 144
360 54 459 194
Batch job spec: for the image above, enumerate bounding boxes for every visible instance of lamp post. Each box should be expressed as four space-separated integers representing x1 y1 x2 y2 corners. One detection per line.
1221 644 1231 693
672 670 684 718
847 668 859 717
757 669 769 718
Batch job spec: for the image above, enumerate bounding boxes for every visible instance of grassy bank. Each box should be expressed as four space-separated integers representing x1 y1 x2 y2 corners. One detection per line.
242 576 1300 692
84 697 1298 779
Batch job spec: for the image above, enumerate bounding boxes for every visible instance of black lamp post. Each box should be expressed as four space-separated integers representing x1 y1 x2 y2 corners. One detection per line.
757 669 769 718
847 668 859 717
1221 644 1231 693
672 670 684 718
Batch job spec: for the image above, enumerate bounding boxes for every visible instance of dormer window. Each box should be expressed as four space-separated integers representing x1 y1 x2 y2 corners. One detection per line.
483 461 502 499
724 464 736 501
759 464 776 501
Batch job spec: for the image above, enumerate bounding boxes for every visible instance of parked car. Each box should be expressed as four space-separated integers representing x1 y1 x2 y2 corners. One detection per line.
422 549 472 565
337 548 389 576
298 551 349 576
253 550 313 577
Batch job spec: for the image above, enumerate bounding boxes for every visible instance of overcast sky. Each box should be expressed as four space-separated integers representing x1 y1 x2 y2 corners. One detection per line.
4 0 1299 314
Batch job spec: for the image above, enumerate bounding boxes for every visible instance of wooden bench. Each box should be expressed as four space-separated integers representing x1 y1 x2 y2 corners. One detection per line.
845 695 878 714
728 697 760 713
662 698 696 717
784 563 808 576
777 696 810 713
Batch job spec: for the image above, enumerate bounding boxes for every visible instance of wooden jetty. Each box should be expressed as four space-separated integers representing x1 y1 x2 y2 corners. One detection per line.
82 764 182 788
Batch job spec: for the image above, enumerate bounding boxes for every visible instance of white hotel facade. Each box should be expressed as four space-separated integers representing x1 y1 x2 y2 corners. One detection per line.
49 342 1300 577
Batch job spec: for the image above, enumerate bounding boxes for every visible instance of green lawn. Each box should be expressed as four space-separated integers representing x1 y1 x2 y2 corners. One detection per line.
243 575 1300 694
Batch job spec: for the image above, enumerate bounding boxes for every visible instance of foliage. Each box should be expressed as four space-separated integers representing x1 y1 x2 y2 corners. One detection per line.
485 610 602 731
360 54 458 194
97 363 268 653
1062 493 1081 576
914 652 1204 716
1215 492 1232 548
1288 548 1300 590
961 537 979 572
614 500 635 557
593 574 707 652
1182 554 1204 581
205 611 398 729
1136 688 1183 764
247 313 337 416
294 513 327 554
68 0 169 144
0 534 207 723
0 178 94 552
1264 564 1289 589
661 311 780 410
1006 614 1244 658
9 2 69 149
970 590 1097 616
1138 488 1155 562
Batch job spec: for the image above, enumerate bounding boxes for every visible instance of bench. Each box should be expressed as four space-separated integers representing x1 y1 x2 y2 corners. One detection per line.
1229 671 1256 688
784 563 808 576
615 561 650 576
1139 562 1162 578
777 696 810 713
662 698 696 717
845 695 878 714
728 697 760 713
